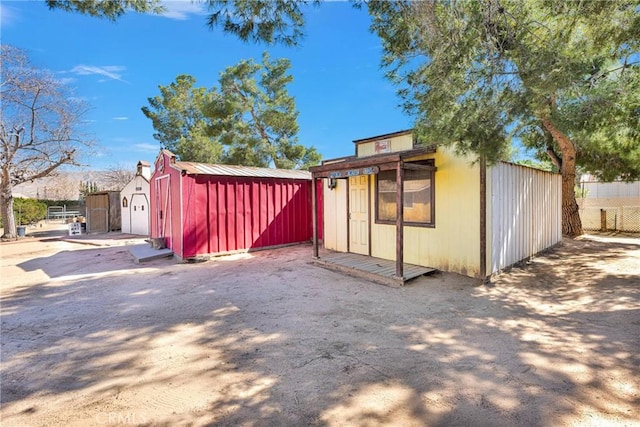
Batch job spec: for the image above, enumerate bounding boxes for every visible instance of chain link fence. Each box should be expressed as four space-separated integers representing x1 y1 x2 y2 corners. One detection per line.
580 206 640 233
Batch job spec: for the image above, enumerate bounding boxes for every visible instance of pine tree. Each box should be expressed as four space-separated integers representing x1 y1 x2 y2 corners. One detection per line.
369 0 639 236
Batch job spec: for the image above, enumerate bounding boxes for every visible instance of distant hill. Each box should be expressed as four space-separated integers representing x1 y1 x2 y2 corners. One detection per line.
12 170 124 201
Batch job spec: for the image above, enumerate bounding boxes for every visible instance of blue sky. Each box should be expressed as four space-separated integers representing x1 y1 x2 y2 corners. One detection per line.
1 1 417 171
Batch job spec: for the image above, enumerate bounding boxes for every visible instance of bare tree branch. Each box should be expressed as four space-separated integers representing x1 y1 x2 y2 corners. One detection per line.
1 45 93 238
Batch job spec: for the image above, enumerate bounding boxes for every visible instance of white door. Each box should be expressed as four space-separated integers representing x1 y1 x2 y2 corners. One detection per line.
349 175 369 255
130 193 149 236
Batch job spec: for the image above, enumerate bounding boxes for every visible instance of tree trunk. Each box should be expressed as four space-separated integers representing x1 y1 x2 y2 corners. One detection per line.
560 165 583 237
0 178 17 239
541 118 584 237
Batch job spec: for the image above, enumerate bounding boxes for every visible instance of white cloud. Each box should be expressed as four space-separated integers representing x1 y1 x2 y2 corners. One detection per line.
135 143 160 152
70 65 128 83
0 4 20 27
57 77 77 85
159 1 207 20
113 117 129 121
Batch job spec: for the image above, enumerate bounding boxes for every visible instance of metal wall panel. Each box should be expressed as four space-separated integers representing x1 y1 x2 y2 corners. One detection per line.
490 163 562 274
150 151 183 257
181 175 315 259
580 180 640 199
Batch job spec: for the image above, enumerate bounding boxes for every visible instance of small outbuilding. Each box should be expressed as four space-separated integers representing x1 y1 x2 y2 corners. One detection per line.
310 130 562 283
85 191 121 233
150 149 320 261
120 161 151 236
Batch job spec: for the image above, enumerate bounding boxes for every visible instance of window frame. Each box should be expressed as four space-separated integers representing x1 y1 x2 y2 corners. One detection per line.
375 160 435 228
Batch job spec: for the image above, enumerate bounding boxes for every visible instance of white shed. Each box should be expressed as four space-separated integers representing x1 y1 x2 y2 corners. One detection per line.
120 161 151 236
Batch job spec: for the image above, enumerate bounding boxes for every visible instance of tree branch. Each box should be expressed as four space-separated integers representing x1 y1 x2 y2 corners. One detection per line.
546 144 562 170
593 60 638 81
30 92 38 142
17 149 76 185
230 81 273 146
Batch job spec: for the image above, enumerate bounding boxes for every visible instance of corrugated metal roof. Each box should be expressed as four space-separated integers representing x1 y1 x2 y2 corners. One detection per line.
173 161 312 180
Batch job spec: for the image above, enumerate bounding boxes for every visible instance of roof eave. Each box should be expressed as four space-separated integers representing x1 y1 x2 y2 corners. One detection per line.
310 145 437 177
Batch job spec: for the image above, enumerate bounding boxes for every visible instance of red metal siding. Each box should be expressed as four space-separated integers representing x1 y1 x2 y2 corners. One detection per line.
180 177 190 249
151 149 322 260
170 165 184 257
179 175 315 259
150 177 159 239
150 152 184 258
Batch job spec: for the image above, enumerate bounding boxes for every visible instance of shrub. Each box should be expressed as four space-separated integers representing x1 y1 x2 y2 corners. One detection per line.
13 198 47 225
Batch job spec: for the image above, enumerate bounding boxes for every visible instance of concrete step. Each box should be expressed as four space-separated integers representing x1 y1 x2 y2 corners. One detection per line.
128 243 173 263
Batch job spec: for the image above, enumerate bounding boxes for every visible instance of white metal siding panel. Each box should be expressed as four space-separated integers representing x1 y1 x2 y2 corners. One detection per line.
490 163 561 274
581 180 640 199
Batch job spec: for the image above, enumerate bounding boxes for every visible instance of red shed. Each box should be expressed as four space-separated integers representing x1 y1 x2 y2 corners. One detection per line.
150 150 321 261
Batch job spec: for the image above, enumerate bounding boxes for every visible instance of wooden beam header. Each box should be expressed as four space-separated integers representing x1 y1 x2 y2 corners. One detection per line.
327 166 380 179
310 146 437 179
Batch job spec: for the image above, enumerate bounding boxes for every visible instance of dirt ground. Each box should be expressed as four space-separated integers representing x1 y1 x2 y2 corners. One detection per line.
1 227 639 426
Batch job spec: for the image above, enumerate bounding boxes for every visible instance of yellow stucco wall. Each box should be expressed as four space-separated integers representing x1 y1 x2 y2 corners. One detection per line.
368 146 481 277
356 133 414 157
321 178 348 252
321 128 483 277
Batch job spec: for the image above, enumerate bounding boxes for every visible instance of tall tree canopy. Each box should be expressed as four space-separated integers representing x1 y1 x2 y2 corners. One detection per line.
142 52 321 170
46 0 315 46
369 0 640 236
1 45 93 239
46 0 640 235
45 0 164 19
142 74 223 164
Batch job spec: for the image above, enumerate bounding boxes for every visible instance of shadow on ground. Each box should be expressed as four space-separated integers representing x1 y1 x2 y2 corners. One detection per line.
1 236 639 426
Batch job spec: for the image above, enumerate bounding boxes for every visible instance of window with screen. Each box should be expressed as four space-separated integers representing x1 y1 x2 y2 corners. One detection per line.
376 161 434 227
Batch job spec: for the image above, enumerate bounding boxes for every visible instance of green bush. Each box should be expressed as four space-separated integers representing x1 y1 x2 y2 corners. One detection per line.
0 198 77 228
13 198 47 225
40 199 79 207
